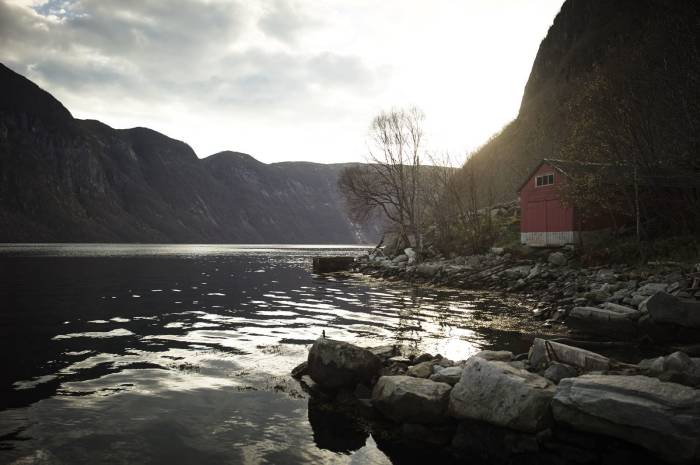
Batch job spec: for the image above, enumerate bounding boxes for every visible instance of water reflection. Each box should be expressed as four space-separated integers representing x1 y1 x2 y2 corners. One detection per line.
0 245 565 464
308 400 371 454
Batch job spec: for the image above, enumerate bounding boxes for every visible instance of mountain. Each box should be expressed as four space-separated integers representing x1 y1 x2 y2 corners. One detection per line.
461 0 700 205
0 63 381 243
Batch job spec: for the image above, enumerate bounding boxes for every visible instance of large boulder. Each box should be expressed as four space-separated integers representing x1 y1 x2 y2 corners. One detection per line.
646 292 700 329
448 357 555 432
566 306 638 337
552 374 700 464
372 376 452 423
528 338 611 372
307 338 382 389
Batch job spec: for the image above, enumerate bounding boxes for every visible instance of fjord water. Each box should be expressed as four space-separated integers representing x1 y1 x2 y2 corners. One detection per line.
0 244 554 465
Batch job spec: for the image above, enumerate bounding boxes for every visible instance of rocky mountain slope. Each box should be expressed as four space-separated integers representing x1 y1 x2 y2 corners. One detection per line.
0 63 381 243
462 0 700 204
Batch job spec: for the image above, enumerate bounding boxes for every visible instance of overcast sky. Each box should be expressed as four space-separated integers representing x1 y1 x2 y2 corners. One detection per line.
1 0 564 164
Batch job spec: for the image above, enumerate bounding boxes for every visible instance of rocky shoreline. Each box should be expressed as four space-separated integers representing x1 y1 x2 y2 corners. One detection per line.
293 337 700 465
354 247 700 347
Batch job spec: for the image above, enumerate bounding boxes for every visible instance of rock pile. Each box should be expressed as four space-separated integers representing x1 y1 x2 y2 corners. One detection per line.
356 249 700 343
293 337 700 465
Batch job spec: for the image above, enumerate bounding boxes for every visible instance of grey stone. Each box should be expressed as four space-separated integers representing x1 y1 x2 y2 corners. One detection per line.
448 357 555 432
372 375 452 423
637 282 668 296
412 353 434 364
369 345 398 360
528 338 611 372
553 374 700 464
407 360 435 378
543 362 578 384
474 350 513 362
307 338 382 389
646 292 700 329
430 366 463 386
566 306 637 337
548 252 568 267
435 358 455 367
600 302 640 319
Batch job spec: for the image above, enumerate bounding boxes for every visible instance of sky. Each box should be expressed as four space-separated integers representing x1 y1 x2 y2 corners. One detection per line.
0 0 564 164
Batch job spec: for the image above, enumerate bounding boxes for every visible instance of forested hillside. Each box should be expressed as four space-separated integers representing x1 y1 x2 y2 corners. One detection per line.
461 0 700 207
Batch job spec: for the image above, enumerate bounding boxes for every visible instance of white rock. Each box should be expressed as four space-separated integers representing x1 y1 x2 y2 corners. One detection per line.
553 375 700 464
528 338 610 372
404 248 417 264
372 376 452 423
448 357 555 432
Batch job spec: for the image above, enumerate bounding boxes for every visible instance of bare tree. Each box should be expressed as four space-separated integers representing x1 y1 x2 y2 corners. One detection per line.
339 107 425 252
421 151 498 255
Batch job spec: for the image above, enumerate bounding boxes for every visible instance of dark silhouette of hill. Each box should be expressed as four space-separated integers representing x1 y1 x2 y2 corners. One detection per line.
0 63 380 243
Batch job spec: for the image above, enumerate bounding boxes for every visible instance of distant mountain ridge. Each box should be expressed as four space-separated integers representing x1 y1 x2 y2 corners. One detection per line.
0 63 381 243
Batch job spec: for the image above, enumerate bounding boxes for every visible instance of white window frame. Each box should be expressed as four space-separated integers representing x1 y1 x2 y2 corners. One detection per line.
535 173 554 187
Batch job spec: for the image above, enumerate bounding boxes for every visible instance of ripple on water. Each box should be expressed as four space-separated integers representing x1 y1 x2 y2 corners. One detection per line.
0 245 568 465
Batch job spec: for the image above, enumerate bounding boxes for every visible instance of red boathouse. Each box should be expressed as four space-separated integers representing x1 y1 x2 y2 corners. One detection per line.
517 159 588 247
518 159 700 247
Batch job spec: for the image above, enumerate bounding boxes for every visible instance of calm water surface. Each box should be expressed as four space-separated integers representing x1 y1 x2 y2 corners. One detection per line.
0 244 562 465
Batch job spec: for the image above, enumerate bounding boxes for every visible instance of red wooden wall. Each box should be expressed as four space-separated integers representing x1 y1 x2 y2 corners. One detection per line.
519 162 575 234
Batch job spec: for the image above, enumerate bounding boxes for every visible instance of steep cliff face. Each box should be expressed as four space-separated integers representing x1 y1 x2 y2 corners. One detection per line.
463 0 700 204
0 64 381 243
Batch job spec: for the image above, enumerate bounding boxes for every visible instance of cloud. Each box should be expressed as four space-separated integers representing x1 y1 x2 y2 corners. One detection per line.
258 0 315 45
0 0 565 163
0 0 383 128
